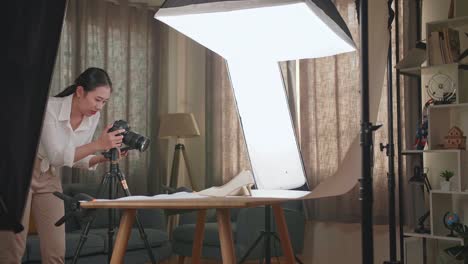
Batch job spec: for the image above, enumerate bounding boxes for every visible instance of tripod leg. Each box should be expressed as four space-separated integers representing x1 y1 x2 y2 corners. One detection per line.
95 173 110 199
71 216 96 264
238 233 265 264
71 174 109 264
107 175 117 263
116 170 157 264
134 216 157 264
271 233 303 264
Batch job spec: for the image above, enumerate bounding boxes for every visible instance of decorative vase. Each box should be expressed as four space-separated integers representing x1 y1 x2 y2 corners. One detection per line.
441 180 451 192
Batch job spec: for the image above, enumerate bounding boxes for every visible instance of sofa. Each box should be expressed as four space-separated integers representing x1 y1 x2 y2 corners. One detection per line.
22 184 172 264
172 200 305 262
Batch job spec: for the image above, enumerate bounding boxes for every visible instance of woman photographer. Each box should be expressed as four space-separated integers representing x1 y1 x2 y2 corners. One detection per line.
0 67 127 263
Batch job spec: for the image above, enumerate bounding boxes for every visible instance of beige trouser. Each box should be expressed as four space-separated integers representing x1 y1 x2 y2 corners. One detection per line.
0 159 65 264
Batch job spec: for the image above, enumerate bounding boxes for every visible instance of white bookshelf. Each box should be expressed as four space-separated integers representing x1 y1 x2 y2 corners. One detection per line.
403 12 468 264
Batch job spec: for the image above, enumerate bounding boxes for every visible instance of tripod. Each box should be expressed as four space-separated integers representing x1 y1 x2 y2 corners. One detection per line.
238 205 303 264
70 148 156 264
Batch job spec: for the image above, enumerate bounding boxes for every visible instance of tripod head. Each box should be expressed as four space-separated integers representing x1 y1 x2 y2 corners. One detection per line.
102 147 133 161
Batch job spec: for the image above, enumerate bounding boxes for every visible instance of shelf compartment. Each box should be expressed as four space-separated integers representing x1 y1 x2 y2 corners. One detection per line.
423 150 465 192
426 16 468 38
402 149 463 155
399 66 422 77
427 103 468 151
404 236 463 264
430 192 468 237
421 64 468 104
404 232 465 244
426 16 468 67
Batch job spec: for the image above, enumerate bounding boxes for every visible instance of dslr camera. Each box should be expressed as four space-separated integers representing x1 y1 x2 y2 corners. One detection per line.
108 120 150 152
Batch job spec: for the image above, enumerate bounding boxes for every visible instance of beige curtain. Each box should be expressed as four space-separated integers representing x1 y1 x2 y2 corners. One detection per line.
297 0 409 222
298 0 362 221
49 0 162 195
205 51 251 186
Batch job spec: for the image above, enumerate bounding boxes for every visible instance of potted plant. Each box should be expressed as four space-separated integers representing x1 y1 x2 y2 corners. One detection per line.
440 170 454 191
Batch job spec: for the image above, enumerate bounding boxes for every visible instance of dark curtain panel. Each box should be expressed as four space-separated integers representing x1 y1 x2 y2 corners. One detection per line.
0 0 66 232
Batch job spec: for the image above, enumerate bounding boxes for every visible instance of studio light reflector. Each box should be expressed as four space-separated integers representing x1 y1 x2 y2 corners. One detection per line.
156 0 355 61
155 0 356 190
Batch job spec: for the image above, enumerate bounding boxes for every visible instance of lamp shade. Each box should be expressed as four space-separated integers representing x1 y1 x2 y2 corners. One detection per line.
155 0 355 61
159 113 201 139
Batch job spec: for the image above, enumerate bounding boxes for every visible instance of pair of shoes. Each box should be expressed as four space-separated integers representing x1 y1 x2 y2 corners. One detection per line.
197 170 255 197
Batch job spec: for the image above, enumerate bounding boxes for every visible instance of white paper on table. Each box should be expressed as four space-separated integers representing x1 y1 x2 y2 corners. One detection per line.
90 192 205 202
250 189 311 199
84 189 312 202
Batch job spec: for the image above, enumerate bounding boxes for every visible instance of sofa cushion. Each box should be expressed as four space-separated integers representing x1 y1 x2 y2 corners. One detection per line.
173 222 237 247
125 228 169 251
26 232 105 261
88 228 169 252
65 232 106 258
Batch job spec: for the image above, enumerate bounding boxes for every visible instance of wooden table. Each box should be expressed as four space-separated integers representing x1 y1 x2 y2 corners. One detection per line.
81 196 297 264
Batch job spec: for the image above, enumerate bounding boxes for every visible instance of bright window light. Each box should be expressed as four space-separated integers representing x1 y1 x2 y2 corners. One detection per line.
155 0 355 190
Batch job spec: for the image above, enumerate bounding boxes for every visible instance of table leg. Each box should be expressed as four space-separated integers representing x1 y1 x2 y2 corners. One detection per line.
216 208 236 264
272 204 295 264
111 209 136 264
191 210 207 264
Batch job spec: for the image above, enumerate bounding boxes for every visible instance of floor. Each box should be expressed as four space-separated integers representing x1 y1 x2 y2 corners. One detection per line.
160 221 395 264
164 256 295 264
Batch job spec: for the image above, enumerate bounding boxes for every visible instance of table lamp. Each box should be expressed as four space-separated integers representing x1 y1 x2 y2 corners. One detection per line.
159 113 200 191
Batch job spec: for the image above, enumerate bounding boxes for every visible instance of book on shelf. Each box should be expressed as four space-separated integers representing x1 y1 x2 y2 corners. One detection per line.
428 27 461 65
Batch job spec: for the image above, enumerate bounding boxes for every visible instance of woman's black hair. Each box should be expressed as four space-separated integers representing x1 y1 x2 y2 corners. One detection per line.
55 67 112 97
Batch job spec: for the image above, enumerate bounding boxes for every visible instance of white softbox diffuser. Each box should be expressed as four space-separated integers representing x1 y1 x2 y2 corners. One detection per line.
155 0 356 190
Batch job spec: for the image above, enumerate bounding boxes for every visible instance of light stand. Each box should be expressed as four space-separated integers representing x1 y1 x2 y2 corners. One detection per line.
238 202 305 264
56 148 157 264
380 0 400 263
358 0 382 263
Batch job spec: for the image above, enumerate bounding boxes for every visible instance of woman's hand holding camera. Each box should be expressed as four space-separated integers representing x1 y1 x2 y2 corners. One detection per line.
96 124 126 151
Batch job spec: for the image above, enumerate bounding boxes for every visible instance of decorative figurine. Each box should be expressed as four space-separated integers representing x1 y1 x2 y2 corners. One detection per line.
414 99 434 150
444 126 466 149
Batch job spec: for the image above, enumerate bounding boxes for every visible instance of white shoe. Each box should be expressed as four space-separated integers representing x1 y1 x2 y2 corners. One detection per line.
198 170 255 197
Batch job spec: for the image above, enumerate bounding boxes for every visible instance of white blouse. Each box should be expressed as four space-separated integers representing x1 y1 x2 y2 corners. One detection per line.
37 94 100 173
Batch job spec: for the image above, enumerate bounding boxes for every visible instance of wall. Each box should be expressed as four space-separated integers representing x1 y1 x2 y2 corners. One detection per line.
302 221 394 263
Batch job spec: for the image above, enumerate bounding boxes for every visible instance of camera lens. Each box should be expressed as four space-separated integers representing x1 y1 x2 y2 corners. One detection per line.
136 136 150 152
123 131 150 152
